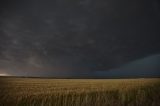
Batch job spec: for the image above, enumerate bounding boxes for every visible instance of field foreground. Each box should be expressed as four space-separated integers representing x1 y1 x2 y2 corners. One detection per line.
0 77 160 106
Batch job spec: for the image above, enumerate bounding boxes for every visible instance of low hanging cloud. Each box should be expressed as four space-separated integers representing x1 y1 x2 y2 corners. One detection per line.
0 0 160 77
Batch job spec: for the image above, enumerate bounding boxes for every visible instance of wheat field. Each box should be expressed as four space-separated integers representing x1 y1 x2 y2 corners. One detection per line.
0 77 160 106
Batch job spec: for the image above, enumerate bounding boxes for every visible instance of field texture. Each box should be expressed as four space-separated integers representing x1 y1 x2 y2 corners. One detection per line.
0 78 160 106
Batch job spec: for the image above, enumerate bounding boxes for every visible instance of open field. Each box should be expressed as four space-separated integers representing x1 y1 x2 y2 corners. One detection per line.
0 77 160 106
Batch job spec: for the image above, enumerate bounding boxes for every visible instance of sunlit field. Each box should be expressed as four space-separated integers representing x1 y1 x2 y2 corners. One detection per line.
0 77 160 106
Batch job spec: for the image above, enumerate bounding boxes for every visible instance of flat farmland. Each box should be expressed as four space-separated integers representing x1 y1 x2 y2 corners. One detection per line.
0 77 160 106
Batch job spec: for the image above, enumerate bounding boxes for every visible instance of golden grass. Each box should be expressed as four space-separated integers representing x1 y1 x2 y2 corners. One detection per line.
0 78 160 106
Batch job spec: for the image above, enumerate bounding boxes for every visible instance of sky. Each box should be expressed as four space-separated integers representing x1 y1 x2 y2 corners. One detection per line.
0 0 160 77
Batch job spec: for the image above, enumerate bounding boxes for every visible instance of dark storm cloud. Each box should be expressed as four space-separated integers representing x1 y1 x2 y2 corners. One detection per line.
0 0 160 76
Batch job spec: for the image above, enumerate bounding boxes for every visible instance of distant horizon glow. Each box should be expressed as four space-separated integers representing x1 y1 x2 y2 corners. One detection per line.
0 73 10 76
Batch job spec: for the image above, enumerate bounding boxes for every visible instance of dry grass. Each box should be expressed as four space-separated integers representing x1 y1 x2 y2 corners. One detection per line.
0 77 160 106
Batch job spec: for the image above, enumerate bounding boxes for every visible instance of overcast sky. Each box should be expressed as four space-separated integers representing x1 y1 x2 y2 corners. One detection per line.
0 0 160 76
